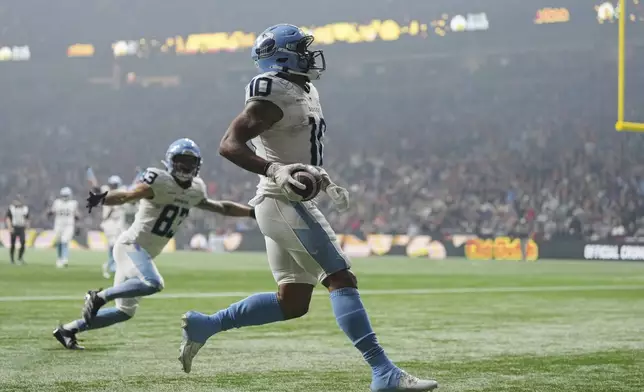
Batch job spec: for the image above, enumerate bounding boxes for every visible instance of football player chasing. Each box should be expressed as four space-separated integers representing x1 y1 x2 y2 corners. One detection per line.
53 138 255 350
179 25 438 391
49 187 80 268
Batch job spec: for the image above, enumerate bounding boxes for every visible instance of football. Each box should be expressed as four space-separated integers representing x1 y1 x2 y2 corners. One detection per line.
290 169 322 201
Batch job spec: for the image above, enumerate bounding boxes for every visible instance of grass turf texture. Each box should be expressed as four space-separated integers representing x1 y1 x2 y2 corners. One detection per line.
0 251 643 392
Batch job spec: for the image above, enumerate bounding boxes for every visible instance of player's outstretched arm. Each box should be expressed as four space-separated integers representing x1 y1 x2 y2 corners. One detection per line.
103 183 154 206
196 199 255 219
88 183 153 213
219 100 283 175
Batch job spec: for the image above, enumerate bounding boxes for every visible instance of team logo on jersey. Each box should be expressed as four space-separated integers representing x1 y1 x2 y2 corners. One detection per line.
255 32 277 59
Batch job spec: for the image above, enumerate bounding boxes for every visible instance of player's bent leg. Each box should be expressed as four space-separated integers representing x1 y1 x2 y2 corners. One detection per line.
55 265 140 349
83 243 163 324
179 237 313 373
283 201 437 391
54 306 134 350
179 291 287 373
60 306 133 335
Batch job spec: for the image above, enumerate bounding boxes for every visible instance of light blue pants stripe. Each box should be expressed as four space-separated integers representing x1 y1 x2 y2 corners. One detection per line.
291 202 349 275
106 246 116 273
129 244 163 287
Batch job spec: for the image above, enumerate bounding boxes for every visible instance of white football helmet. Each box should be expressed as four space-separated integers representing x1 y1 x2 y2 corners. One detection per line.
60 187 72 198
108 175 123 189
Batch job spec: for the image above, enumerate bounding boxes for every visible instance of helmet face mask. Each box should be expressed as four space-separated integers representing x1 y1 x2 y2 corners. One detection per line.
170 154 200 182
288 36 325 79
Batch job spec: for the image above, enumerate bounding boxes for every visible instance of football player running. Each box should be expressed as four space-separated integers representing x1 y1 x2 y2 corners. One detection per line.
53 138 255 350
49 187 80 268
179 24 438 391
100 175 128 279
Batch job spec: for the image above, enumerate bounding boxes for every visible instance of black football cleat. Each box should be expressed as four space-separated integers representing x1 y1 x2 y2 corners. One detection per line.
82 289 106 325
53 326 84 350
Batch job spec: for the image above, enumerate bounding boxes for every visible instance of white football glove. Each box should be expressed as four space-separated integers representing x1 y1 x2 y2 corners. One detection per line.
315 167 350 212
266 162 308 201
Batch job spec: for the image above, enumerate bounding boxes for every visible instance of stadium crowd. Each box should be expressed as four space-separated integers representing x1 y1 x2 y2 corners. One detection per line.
2 46 644 244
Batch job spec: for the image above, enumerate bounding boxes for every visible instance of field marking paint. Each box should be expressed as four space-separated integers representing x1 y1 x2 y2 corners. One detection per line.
0 285 642 302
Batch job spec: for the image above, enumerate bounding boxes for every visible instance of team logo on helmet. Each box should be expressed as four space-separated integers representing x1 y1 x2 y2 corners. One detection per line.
254 32 277 59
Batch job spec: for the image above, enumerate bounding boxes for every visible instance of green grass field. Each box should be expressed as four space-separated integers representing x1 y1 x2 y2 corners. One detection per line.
0 250 643 392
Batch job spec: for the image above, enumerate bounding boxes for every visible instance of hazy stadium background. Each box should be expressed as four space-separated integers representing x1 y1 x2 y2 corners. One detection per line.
1 1 644 392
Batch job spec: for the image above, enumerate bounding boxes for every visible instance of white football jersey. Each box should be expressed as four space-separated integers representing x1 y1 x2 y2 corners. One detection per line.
119 168 207 258
52 198 78 228
245 72 326 197
101 203 127 239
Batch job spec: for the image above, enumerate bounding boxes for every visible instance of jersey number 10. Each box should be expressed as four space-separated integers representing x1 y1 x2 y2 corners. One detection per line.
152 204 189 238
309 117 326 166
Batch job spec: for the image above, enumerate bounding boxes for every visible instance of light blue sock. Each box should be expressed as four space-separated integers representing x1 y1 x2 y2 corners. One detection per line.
63 307 131 332
61 243 69 260
330 287 397 378
101 277 160 302
107 246 116 272
56 243 63 259
208 293 284 336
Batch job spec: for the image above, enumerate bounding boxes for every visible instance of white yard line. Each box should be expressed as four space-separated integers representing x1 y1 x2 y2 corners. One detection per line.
0 285 641 302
